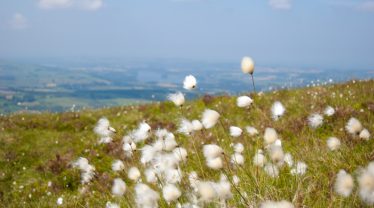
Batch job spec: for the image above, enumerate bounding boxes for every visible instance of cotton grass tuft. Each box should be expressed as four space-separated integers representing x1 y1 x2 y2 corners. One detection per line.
308 113 323 129
201 109 220 129
237 96 253 108
327 137 341 151
168 92 185 107
334 170 354 197
183 75 197 90
345 117 363 136
271 101 285 120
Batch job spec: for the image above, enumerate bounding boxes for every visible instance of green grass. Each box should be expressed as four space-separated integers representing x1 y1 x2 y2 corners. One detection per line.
0 80 373 207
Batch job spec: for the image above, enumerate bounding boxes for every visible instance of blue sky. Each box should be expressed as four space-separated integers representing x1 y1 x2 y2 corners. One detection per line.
0 0 373 69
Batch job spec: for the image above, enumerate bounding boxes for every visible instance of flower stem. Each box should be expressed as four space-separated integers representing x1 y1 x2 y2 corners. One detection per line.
250 74 256 93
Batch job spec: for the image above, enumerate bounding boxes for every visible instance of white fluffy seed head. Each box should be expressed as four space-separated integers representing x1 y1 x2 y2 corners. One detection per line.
128 167 141 181
241 56 255 74
108 126 116 133
132 130 149 143
290 161 307 176
197 182 217 202
72 157 95 184
202 109 220 129
122 135 134 144
233 143 244 153
106 202 120 208
163 134 178 151
264 163 279 178
308 113 324 129
57 197 63 205
80 170 95 184
111 178 126 196
246 126 259 136
139 121 151 133
271 101 285 120
324 106 335 116
144 168 158 184
155 129 168 140
274 139 282 147
132 122 151 143
178 118 194 136
153 153 179 174
122 135 136 158
72 157 89 170
135 183 160 208
203 144 223 159
188 171 200 191
164 167 183 184
334 170 354 197
94 117 114 137
111 160 125 172
152 139 165 152
260 200 294 208
253 150 267 167
99 136 113 144
183 75 197 90
206 157 223 170
230 153 244 165
192 120 203 131
168 92 185 107
173 147 188 162
327 137 341 151
360 129 371 140
357 162 374 205
140 145 157 164
264 128 278 145
232 175 240 185
345 117 363 135
163 184 181 202
269 145 284 166
215 177 232 200
237 96 253 108
284 153 293 167
230 126 243 137
123 140 137 156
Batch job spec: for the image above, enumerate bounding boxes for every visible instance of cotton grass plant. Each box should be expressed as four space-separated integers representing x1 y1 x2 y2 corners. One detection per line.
1 62 374 208
241 56 256 93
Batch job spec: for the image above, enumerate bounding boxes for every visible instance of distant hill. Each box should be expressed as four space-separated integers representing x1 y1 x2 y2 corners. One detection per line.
1 61 373 113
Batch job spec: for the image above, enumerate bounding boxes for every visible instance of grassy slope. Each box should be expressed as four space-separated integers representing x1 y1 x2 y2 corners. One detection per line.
0 80 373 208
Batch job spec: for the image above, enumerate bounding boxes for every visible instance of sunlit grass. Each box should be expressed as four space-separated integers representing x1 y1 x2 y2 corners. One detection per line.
0 79 373 207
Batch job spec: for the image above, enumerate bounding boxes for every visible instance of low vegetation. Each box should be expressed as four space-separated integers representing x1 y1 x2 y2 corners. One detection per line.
0 79 373 207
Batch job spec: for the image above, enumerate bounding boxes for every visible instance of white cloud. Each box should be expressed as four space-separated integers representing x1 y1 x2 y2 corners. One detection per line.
80 0 103 10
328 0 374 12
269 0 292 10
38 0 103 11
357 1 374 12
10 13 29 30
38 0 73 9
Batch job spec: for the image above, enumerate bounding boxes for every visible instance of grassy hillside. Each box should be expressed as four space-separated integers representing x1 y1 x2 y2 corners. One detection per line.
0 80 373 208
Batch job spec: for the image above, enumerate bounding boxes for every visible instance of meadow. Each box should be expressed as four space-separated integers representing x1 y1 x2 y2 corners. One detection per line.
0 78 373 208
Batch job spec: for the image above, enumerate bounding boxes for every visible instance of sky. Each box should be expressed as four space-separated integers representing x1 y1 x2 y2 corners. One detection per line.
0 0 374 69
